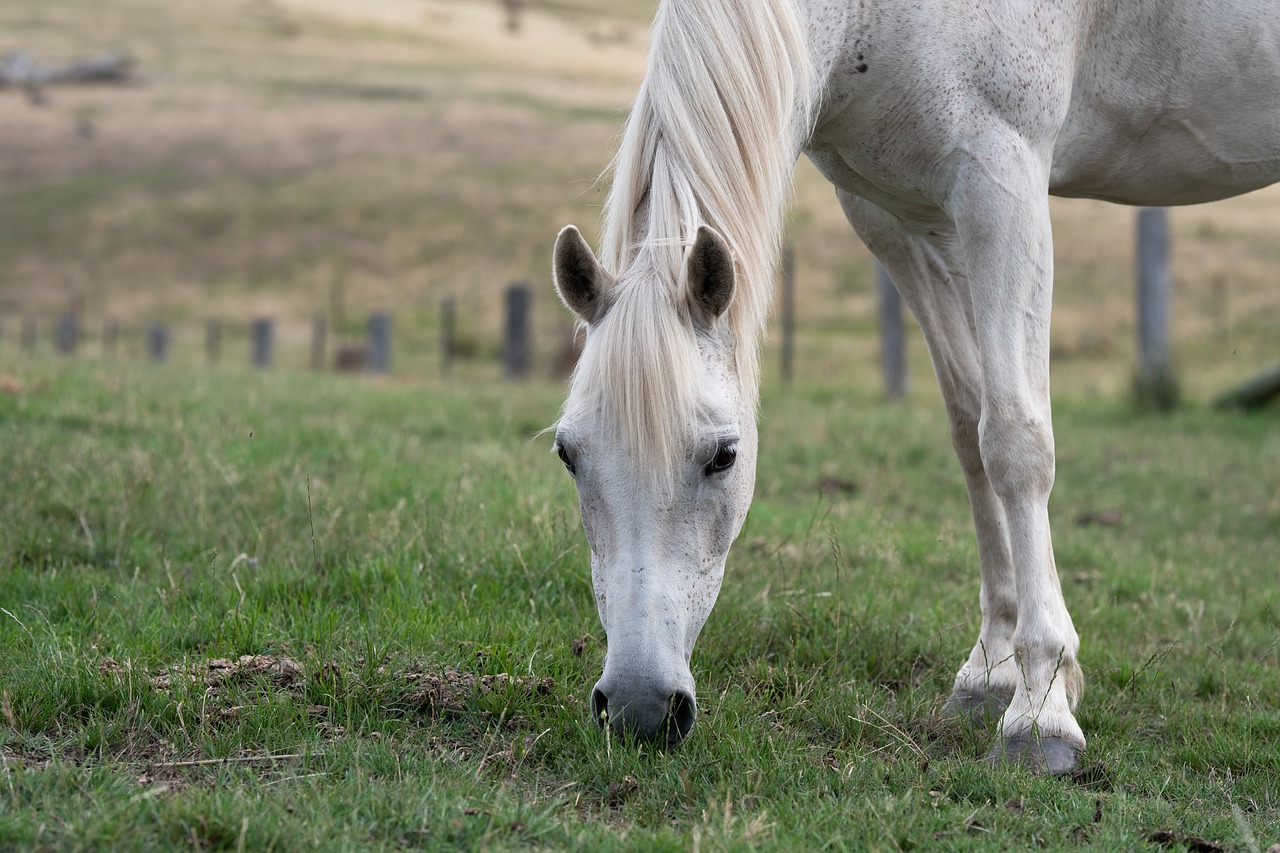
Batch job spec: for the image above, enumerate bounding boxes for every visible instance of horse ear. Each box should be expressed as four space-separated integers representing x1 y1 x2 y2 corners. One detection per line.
554 225 610 323
684 225 735 324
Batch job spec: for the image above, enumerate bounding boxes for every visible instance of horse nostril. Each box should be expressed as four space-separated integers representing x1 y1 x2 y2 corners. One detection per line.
590 687 609 729
663 690 697 744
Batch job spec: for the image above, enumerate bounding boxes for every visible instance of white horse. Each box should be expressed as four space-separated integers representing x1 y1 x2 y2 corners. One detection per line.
550 0 1280 773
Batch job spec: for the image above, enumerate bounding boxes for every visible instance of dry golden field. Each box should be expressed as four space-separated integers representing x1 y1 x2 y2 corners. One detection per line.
1 0 1277 399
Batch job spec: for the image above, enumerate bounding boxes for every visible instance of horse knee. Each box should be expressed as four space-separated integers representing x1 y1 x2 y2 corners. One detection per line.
977 408 1054 500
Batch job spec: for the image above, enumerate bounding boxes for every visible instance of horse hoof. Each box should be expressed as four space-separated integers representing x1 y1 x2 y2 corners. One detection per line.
944 688 1013 721
985 733 1082 775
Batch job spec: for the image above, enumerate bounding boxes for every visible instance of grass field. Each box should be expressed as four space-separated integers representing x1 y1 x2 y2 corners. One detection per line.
1 359 1277 850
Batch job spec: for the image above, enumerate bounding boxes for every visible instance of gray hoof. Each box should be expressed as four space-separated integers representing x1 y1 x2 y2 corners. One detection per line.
985 733 1082 775
944 688 1013 721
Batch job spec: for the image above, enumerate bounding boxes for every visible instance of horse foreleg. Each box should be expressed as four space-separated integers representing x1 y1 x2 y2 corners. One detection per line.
951 141 1086 774
836 192 1021 723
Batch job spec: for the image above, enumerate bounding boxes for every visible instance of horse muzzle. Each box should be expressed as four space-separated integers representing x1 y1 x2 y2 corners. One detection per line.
590 674 698 745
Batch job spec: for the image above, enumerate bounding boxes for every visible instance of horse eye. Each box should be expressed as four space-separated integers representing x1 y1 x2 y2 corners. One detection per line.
557 444 576 475
704 442 737 476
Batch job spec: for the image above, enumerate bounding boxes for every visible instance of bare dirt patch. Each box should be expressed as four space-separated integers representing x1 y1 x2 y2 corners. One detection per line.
144 653 304 692
86 652 562 795
100 651 559 718
1146 829 1228 852
402 667 556 717
604 773 640 807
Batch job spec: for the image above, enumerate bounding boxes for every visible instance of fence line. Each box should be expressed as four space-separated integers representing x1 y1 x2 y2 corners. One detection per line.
367 313 391 374
441 297 456 378
0 287 550 381
503 283 531 379
0 210 1196 405
252 318 273 369
148 324 168 362
55 314 76 356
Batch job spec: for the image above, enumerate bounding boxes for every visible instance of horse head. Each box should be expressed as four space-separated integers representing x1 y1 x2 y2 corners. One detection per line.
551 223 757 745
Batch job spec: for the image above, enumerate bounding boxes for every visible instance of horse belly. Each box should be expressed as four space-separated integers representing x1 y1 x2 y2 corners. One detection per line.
1050 111 1280 206
1050 0 1280 206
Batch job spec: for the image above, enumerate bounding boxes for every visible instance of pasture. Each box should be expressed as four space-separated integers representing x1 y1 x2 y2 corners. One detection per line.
1 360 1278 850
1 0 1279 849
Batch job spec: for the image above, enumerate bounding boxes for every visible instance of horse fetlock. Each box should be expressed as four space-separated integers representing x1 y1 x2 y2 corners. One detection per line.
996 666 1086 754
1011 638 1084 707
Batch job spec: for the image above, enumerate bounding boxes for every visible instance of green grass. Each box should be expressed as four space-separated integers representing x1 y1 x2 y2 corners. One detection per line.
1 359 1277 850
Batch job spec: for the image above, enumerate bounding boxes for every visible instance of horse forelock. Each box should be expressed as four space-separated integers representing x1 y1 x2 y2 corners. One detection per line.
561 263 708 489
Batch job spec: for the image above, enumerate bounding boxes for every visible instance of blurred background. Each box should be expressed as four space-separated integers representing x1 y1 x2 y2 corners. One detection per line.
1 0 1277 405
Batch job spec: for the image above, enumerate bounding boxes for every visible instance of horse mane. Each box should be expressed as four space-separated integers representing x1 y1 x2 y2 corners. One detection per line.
564 0 815 477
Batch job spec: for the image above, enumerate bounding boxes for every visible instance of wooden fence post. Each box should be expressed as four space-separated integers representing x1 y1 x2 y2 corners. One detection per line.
504 283 530 379
252 318 273 369
877 263 906 400
779 243 795 384
367 312 391 374
148 324 168 362
206 320 221 365
55 313 77 356
310 314 327 370
441 297 456 378
1135 207 1178 409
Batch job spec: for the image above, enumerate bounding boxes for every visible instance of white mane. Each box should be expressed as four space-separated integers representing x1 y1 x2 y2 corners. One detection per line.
566 0 815 473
